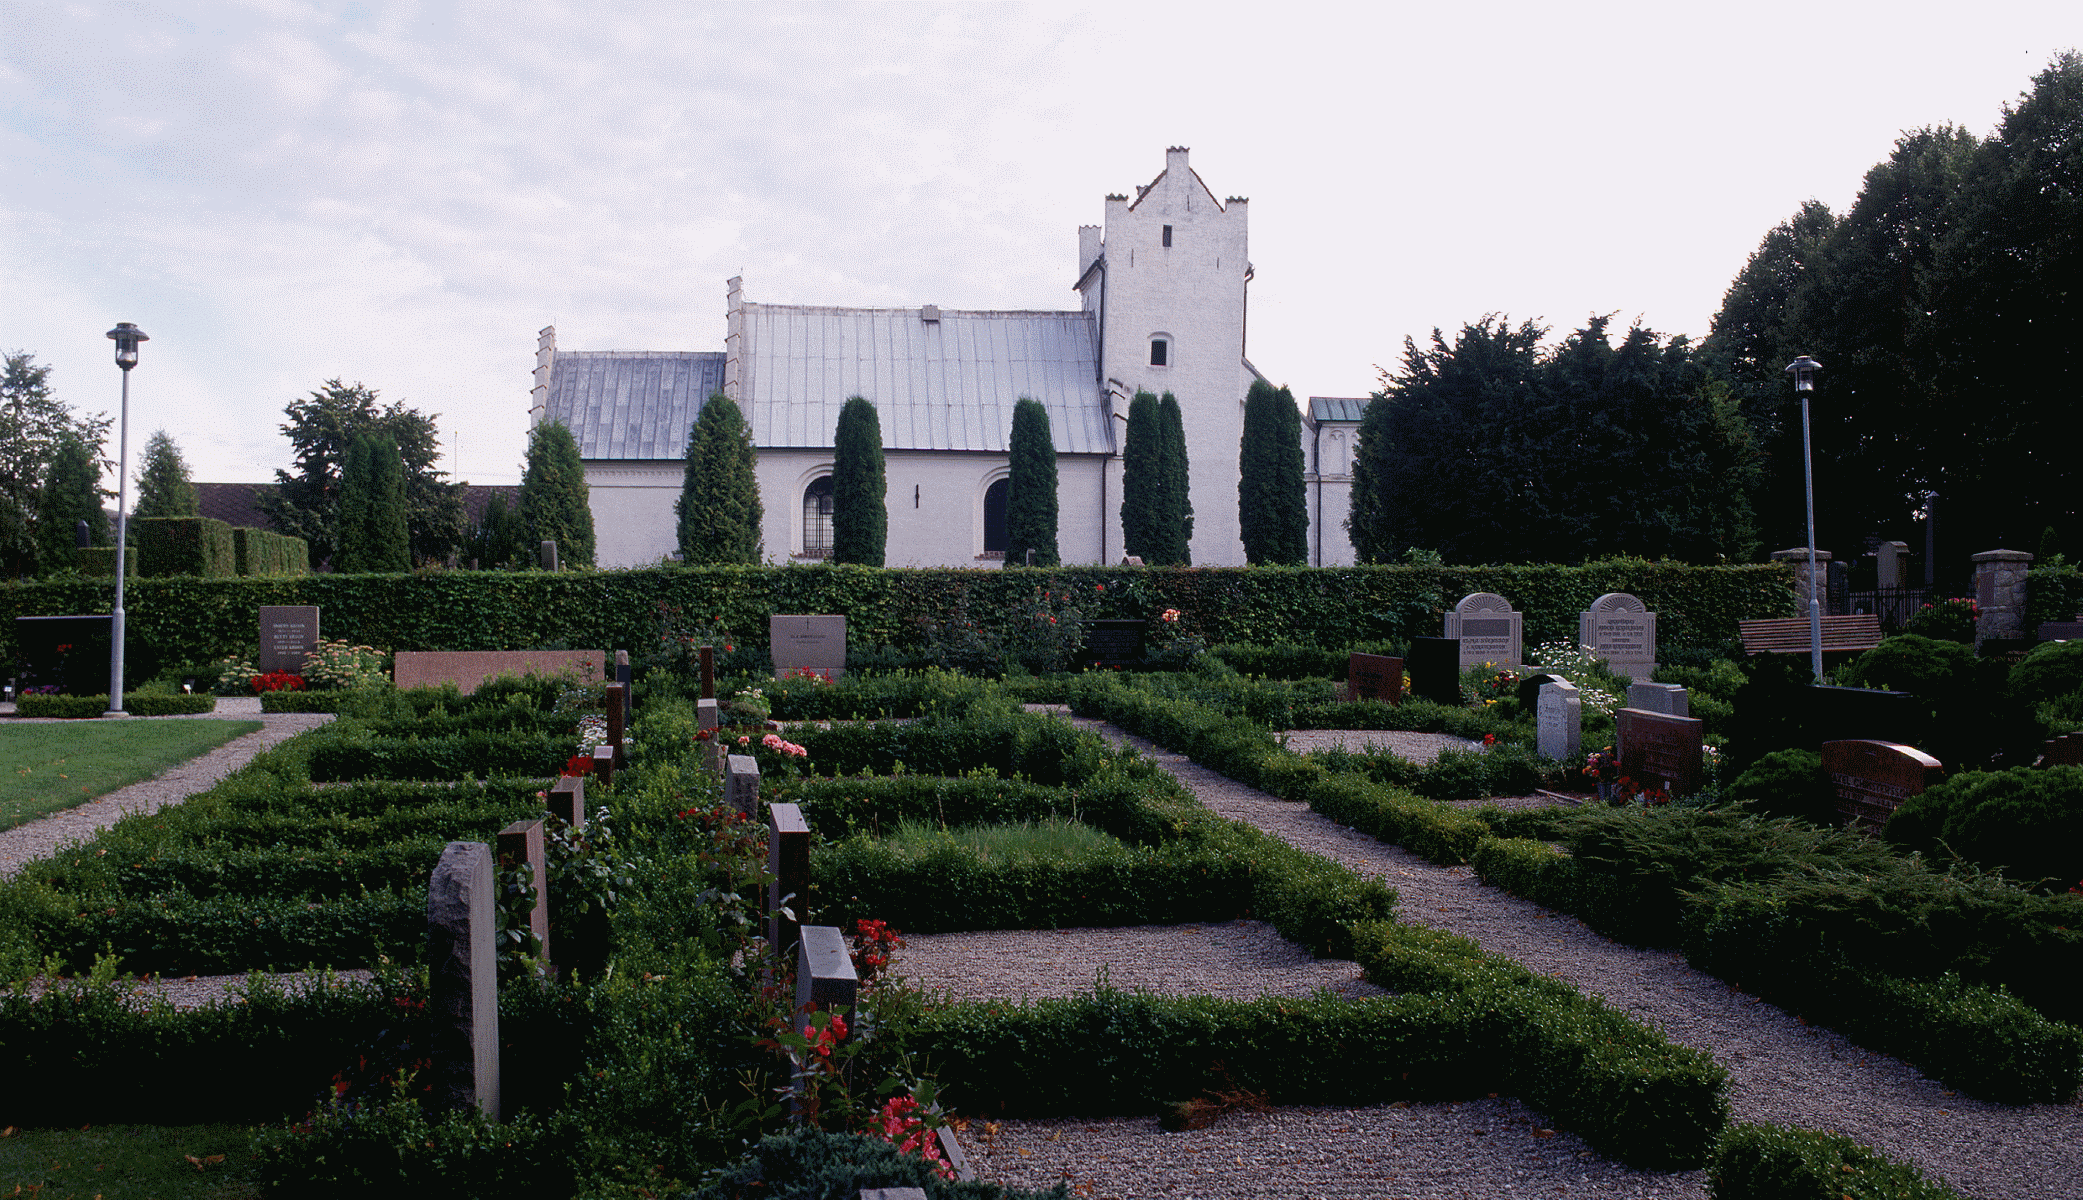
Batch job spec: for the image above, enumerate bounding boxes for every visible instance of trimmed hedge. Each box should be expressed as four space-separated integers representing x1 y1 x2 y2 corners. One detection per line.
133 516 237 578
1708 1122 1964 1199
233 525 310 577
14 691 217 717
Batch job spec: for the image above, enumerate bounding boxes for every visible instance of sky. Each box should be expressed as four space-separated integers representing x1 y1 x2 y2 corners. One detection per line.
2 1 2076 490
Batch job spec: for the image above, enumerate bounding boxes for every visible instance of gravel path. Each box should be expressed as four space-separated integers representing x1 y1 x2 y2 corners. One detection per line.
913 713 2082 1199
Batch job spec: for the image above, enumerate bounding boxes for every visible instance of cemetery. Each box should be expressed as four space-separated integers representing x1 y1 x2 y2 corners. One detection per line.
0 559 2079 1199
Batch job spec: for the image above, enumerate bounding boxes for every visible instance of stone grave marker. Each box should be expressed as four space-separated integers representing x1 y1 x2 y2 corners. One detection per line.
393 650 602 696
539 540 559 571
1538 679 1582 762
1824 739 1945 831
1580 593 1657 679
1798 685 1925 750
257 605 320 674
547 775 586 829
1615 708 1705 795
605 683 626 763
591 744 615 788
1406 637 1462 705
767 802 810 958
1513 672 1564 712
726 754 760 818
859 1191 929 1200
1083 619 1148 668
1445 593 1522 669
699 644 716 699
1120 556 1144 567
496 819 550 966
427 841 500 1119
1345 652 1403 704
697 697 720 733
12 614 114 695
1626 682 1689 718
2037 618 2083 642
771 615 846 680
615 650 632 724
2041 732 2083 766
795 924 858 1040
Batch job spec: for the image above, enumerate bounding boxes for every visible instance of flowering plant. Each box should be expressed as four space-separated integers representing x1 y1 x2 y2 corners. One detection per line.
851 918 905 985
561 754 594 777
301 638 387 690
867 1094 953 1179
1906 597 1979 643
251 669 306 694
1583 746 1620 785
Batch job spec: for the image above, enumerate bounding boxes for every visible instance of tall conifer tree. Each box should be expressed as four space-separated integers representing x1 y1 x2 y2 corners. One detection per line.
830 396 886 566
335 432 411 572
675 394 763 564
1004 397 1058 567
1157 392 1193 565
1120 391 1163 562
1238 380 1308 565
34 435 108 572
133 429 200 519
518 420 596 568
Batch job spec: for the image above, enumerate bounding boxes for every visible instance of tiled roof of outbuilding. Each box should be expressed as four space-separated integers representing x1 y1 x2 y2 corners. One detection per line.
546 351 727 461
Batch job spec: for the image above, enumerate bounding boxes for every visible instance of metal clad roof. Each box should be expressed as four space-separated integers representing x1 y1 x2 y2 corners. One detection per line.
1309 396 1369 423
739 304 1105 454
546 352 724 460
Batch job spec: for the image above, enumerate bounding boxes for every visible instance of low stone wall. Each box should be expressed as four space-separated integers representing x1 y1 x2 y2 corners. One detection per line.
393 650 603 695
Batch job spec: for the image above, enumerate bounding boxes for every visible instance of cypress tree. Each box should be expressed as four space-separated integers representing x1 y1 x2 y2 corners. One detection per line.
335 432 410 572
1348 395 1395 563
1004 397 1058 567
830 396 887 566
519 420 596 568
675 394 764 564
1157 392 1194 565
133 429 200 519
469 490 525 568
1238 380 1309 565
1120 391 1162 562
34 435 107 572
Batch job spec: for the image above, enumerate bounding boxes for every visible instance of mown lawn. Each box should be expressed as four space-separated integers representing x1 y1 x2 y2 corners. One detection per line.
0 720 262 830
0 1123 260 1200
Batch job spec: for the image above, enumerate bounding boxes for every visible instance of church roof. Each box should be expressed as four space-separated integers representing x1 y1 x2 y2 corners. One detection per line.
546 351 726 461
1308 396 1369 423
738 304 1109 455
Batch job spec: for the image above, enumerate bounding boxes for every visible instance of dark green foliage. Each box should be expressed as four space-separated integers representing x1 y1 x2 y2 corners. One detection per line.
1357 317 1758 565
1004 397 1058 567
831 396 887 566
1725 748 1839 825
1708 1122 1966 1200
1120 390 1163 562
133 516 237 578
35 435 107 571
260 380 466 569
232 525 309 576
1158 392 1193 564
1348 393 1394 564
1 351 110 578
693 1126 1066 1200
1238 380 1307 565
132 429 199 519
2010 638 2083 703
1838 634 2045 771
518 420 595 568
334 431 412 573
676 394 764 565
14 691 215 718
468 488 527 568
1839 633 1976 695
1886 766 2083 891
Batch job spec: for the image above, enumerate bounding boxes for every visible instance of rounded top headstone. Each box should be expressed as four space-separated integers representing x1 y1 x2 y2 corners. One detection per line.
1455 592 1513 613
1589 592 1647 613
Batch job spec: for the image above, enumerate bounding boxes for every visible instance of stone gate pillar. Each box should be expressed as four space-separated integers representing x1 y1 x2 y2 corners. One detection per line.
1971 549 2033 645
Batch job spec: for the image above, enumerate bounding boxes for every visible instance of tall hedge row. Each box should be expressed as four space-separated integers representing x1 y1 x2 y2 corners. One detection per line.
0 560 1793 669
233 526 311 576
132 516 238 578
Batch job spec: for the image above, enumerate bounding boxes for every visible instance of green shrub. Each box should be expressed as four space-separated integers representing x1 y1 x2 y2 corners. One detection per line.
1470 836 1577 909
1708 1122 1965 1199
132 516 238 578
1839 634 1977 697
15 692 216 718
2011 638 2083 703
691 1126 1065 1200
1886 766 2083 892
1725 748 1839 825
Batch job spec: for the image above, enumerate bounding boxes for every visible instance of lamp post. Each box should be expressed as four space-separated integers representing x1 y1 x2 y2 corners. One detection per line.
104 323 147 717
1785 354 1823 682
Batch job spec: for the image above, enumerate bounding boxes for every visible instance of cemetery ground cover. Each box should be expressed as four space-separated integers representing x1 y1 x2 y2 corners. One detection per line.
0 718 262 829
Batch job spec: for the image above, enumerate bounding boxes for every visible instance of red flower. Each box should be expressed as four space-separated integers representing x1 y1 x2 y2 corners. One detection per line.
562 755 594 777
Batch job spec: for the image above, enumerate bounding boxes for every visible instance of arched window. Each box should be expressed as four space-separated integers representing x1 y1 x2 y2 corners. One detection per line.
983 478 1009 557
802 476 834 557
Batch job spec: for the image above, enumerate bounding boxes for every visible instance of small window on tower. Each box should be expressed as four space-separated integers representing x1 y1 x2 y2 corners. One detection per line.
1150 339 1168 366
1162 225 1173 247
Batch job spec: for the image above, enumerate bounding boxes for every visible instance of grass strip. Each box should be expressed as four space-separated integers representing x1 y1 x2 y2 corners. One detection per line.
0 1122 260 1200
0 719 261 830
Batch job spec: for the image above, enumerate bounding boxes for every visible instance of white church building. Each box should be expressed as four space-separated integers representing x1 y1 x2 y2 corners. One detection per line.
528 147 1362 569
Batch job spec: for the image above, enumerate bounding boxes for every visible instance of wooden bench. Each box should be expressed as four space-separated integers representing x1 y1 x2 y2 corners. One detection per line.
1738 614 1885 656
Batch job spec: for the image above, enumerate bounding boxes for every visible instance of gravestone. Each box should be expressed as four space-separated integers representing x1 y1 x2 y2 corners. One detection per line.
767 803 811 958
1876 541 1909 590
699 644 716 699
393 650 602 696
12 614 114 695
1120 556 1144 567
771 615 846 680
427 841 500 1119
539 540 559 571
605 683 626 764
496 819 550 967
1515 672 1564 711
1083 619 1148 667
2037 618 2083 642
1444 593 1522 669
1580 593 1657 679
1614 708 1705 795
1798 685 1925 750
1407 637 1462 705
2042 732 2083 766
1537 679 1582 762
547 775 586 829
615 650 632 724
1824 739 1944 831
591 744 615 788
1345 653 1403 704
726 754 761 818
1626 682 1688 718
795 924 859 1039
257 605 320 674
859 1191 929 1200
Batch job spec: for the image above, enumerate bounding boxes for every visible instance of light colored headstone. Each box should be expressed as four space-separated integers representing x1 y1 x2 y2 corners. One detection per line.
795 925 858 1039
1823 739 1944 831
1120 556 1145 567
427 841 500 1119
1444 593 1522 669
726 753 761 818
860 1190 930 1200
771 614 846 680
496 819 550 967
1537 679 1581 762
257 605 320 674
1614 707 1705 795
1579 593 1657 680
591 743 615 788
1876 541 1909 590
1626 682 1688 718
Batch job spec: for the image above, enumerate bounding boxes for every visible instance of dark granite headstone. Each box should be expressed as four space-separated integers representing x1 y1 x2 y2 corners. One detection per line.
1824 739 1944 830
726 753 760 818
13 614 113 695
766 803 810 958
1346 653 1403 704
699 644 716 699
539 540 559 571
1515 672 1564 711
1083 619 1148 667
427 841 500 1119
257 605 320 674
1615 708 1705 794
1406 638 1461 705
1797 686 1925 749
496 819 550 966
795 925 858 1039
615 650 632 724
547 775 586 829
2040 732 2083 766
605 683 626 763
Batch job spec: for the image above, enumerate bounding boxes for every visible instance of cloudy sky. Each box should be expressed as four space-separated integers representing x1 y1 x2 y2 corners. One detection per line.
2 1 2075 490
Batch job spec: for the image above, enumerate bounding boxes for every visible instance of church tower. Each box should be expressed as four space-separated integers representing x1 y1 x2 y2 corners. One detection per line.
1075 147 1255 566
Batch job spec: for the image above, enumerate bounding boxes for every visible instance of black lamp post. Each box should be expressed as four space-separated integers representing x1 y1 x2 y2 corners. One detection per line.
104 322 147 717
1784 354 1823 682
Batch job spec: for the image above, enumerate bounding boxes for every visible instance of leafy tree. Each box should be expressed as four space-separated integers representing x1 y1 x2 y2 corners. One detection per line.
1005 397 1059 567
133 429 199 519
1120 391 1163 562
34 435 109 571
1156 392 1193 565
1349 392 1396 564
260 380 466 569
334 432 411 573
468 490 527 569
830 396 887 566
1238 380 1308 565
0 351 109 576
518 420 595 569
675 394 764 564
